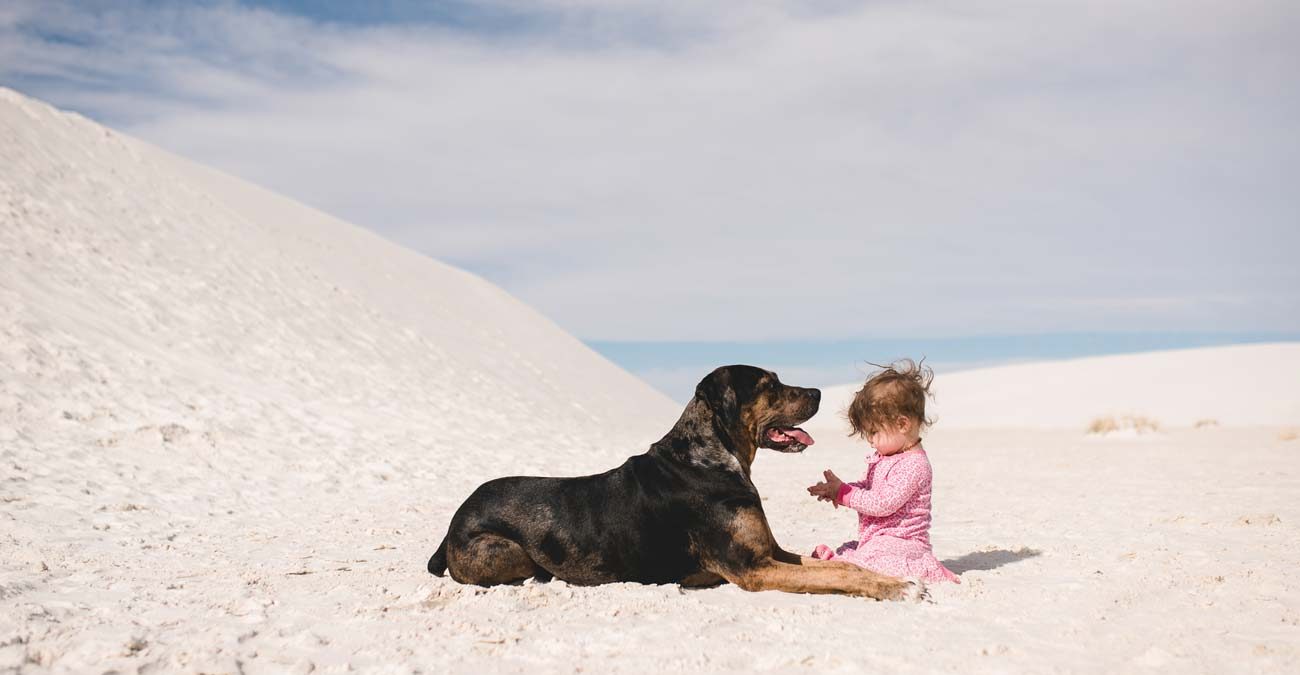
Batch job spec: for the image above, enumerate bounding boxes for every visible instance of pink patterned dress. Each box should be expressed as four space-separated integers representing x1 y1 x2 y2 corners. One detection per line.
811 447 960 583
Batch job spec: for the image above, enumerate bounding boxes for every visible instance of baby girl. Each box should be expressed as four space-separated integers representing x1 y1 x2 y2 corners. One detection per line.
806 359 959 583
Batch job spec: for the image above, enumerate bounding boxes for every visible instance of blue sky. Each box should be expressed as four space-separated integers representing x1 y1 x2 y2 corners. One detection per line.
3 1 1298 396
241 2 513 26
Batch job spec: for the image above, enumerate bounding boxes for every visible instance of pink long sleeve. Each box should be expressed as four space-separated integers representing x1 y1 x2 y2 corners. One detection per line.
836 452 929 516
812 448 959 583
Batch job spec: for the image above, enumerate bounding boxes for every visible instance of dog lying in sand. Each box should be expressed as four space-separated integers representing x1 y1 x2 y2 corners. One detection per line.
427 365 917 600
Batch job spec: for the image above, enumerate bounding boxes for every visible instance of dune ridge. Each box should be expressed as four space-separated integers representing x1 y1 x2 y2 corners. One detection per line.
812 343 1300 431
0 86 677 469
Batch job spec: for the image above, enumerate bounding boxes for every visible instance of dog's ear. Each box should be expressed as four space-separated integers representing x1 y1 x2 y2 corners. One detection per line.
695 367 750 450
696 368 740 428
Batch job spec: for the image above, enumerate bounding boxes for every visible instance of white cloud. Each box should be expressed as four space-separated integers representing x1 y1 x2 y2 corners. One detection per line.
3 0 1297 340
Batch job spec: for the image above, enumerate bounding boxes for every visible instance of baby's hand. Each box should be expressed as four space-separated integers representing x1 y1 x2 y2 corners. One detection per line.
806 481 840 508
811 470 845 505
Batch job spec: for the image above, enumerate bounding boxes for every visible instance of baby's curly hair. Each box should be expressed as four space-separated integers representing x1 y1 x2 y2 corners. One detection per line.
845 358 934 437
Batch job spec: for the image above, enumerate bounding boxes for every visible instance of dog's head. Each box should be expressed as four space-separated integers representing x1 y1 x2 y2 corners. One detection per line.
694 365 820 456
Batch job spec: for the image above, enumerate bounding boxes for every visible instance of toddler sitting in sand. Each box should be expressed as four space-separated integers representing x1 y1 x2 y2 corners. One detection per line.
806 359 960 583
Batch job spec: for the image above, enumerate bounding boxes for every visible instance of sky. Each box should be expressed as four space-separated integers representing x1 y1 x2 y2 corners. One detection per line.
3 1 1298 397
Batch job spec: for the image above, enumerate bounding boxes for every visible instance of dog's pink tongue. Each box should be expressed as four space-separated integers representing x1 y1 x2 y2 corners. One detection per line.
787 428 814 446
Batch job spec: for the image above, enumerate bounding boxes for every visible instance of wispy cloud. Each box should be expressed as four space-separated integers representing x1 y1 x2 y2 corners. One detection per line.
3 0 1298 340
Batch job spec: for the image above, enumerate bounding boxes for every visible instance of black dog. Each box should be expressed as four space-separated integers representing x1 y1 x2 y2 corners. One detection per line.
427 365 913 599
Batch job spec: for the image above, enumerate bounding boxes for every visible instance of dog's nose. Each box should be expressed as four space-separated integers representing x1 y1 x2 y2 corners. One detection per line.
809 388 821 402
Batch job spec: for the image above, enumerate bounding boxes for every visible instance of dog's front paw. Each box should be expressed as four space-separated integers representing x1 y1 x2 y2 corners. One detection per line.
879 577 928 602
900 577 930 603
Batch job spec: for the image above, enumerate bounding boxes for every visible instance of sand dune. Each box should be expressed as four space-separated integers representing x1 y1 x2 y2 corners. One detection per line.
2 89 1298 674
812 343 1300 431
0 86 677 467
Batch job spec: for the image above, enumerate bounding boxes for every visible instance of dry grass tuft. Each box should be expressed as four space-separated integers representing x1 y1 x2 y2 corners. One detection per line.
1087 414 1161 435
1087 417 1118 434
1193 418 1219 429
1280 428 1298 442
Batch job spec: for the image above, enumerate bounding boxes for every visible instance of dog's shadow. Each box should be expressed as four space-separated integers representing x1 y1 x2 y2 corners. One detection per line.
942 547 1041 574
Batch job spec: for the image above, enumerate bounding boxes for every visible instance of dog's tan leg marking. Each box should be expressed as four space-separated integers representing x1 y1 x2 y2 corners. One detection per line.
723 560 911 599
772 546 867 572
709 510 912 600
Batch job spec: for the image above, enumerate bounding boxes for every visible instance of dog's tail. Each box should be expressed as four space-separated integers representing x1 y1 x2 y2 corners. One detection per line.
427 534 449 576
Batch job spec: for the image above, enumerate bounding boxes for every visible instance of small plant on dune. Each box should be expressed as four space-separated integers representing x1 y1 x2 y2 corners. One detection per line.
1087 414 1160 436
1194 418 1219 429
1087 416 1118 435
1280 429 1298 442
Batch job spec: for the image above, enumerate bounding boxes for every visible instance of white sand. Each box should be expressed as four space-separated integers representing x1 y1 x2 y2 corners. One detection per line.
3 88 1299 674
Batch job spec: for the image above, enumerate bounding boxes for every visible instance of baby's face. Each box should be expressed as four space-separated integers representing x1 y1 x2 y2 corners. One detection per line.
867 417 918 455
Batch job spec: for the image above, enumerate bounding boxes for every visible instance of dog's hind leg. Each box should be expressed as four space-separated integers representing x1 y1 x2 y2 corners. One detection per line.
447 533 543 586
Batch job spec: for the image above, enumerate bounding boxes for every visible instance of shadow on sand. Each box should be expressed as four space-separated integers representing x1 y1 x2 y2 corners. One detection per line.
942 547 1042 574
